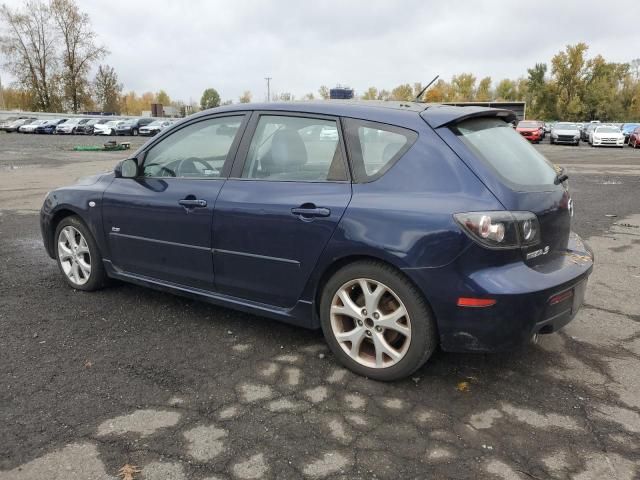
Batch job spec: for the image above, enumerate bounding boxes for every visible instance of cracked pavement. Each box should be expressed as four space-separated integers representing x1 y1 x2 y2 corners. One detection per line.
1 134 640 479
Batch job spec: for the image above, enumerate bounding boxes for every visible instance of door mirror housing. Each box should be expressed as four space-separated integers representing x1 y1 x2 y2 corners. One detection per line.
116 158 139 178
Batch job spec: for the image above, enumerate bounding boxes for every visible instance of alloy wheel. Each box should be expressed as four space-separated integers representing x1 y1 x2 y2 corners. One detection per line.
57 226 91 286
330 278 411 369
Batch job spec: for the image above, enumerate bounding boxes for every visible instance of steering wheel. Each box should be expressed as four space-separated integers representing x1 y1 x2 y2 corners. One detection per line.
144 163 176 177
176 157 215 176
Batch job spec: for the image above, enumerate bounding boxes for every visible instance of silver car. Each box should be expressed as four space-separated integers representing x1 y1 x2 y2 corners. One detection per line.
550 122 580 146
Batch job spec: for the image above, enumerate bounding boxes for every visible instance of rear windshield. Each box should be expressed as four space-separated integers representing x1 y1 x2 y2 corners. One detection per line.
517 121 538 128
454 117 557 187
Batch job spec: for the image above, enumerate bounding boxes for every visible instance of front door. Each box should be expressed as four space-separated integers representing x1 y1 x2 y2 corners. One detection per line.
102 114 247 289
213 113 352 307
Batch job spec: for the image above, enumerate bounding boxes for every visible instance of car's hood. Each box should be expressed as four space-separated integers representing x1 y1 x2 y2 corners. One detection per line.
593 132 622 137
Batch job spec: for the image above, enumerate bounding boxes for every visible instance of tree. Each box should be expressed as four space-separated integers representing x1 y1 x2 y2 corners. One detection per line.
318 85 329 100
239 90 252 103
495 79 517 100
200 88 220 109
391 83 413 101
475 77 492 101
302 92 314 101
156 89 170 105
0 2 60 111
361 87 378 100
451 73 476 101
50 0 107 113
93 64 122 113
424 79 452 102
551 43 589 120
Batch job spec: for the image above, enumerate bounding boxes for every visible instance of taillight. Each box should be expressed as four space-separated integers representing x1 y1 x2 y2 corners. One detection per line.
453 211 541 250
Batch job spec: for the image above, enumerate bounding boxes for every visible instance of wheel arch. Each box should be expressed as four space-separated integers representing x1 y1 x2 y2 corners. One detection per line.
312 254 437 326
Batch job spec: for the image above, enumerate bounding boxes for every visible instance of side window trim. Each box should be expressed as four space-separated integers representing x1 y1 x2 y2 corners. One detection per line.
136 112 250 180
343 118 418 183
229 111 351 183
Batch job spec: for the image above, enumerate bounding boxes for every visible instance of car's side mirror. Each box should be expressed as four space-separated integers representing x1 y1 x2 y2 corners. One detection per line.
115 158 139 178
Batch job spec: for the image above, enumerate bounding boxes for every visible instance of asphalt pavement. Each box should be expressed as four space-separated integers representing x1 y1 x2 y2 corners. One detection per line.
1 133 639 479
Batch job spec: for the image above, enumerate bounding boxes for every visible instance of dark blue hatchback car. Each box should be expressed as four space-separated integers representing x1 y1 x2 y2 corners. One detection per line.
41 101 593 380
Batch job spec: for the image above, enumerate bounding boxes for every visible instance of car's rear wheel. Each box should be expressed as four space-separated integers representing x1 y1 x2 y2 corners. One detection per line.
320 261 437 381
54 216 107 291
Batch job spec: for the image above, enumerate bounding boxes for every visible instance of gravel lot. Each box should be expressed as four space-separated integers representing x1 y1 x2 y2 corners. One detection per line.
1 133 639 479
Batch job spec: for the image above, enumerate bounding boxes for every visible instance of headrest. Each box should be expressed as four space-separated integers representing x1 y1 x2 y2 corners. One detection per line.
262 128 307 173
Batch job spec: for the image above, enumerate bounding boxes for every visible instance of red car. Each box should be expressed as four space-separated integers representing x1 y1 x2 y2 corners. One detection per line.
516 120 544 143
629 126 640 148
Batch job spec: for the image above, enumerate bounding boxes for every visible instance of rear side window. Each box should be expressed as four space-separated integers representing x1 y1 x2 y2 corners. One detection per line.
344 119 417 182
454 117 557 187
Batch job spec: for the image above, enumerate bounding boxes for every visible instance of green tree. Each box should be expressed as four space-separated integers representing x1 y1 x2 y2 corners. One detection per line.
200 88 220 109
361 87 378 100
475 77 492 101
318 85 330 99
550 43 589 120
391 83 413 101
93 64 122 113
451 73 476 101
156 89 170 105
495 79 517 100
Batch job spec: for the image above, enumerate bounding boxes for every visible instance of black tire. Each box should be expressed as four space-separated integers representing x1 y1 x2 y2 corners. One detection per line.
319 260 437 381
110 130 115 136
54 215 107 291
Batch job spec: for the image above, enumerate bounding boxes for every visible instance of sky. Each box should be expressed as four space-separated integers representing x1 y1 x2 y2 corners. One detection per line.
2 0 639 103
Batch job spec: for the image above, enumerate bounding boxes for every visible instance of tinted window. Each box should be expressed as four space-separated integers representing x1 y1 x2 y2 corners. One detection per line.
344 119 417 182
454 117 556 187
241 115 346 181
143 116 243 178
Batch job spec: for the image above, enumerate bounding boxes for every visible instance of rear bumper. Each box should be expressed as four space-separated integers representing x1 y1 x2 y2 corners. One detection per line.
404 232 594 352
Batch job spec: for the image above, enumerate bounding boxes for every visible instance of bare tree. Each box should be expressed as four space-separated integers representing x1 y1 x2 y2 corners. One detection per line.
0 1 60 111
93 64 122 113
50 0 107 112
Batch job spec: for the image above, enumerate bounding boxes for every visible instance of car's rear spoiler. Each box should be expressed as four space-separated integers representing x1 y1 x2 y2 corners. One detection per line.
420 105 517 129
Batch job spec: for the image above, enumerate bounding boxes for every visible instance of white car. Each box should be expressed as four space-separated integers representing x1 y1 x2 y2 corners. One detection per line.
94 120 124 136
319 126 339 141
590 126 624 148
549 122 580 145
19 120 47 133
139 120 172 136
56 118 91 135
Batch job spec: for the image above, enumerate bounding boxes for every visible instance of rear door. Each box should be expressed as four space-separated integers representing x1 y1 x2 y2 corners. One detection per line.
212 112 352 307
432 115 571 266
102 113 248 289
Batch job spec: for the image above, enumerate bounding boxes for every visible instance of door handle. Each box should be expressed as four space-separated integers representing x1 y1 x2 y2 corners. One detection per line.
179 199 207 208
291 206 331 218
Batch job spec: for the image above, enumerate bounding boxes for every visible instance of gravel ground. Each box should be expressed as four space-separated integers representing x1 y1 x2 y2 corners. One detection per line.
1 133 639 479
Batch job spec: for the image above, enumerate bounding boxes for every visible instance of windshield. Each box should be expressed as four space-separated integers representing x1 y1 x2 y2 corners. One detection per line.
455 118 557 187
517 121 539 128
554 123 577 129
148 121 163 127
595 127 619 133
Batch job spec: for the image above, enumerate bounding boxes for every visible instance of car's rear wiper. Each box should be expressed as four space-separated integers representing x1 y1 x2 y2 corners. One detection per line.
554 173 569 185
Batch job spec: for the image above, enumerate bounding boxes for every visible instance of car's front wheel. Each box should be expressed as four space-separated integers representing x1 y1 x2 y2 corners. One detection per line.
320 261 437 381
54 216 107 291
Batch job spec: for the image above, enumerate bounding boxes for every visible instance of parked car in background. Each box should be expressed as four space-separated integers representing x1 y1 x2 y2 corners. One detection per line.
628 126 640 148
116 118 154 136
94 120 124 136
590 125 624 147
36 119 67 134
19 119 47 133
550 122 581 145
4 118 37 133
76 118 107 135
516 120 544 143
544 122 554 134
0 116 20 130
139 120 172 136
40 102 593 381
582 123 598 142
621 123 640 144
56 118 91 135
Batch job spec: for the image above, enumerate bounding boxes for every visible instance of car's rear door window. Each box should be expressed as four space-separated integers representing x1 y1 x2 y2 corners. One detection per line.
343 119 417 182
453 117 557 187
240 115 347 182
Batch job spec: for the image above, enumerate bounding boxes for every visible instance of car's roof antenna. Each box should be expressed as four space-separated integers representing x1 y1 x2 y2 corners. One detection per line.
414 75 439 103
